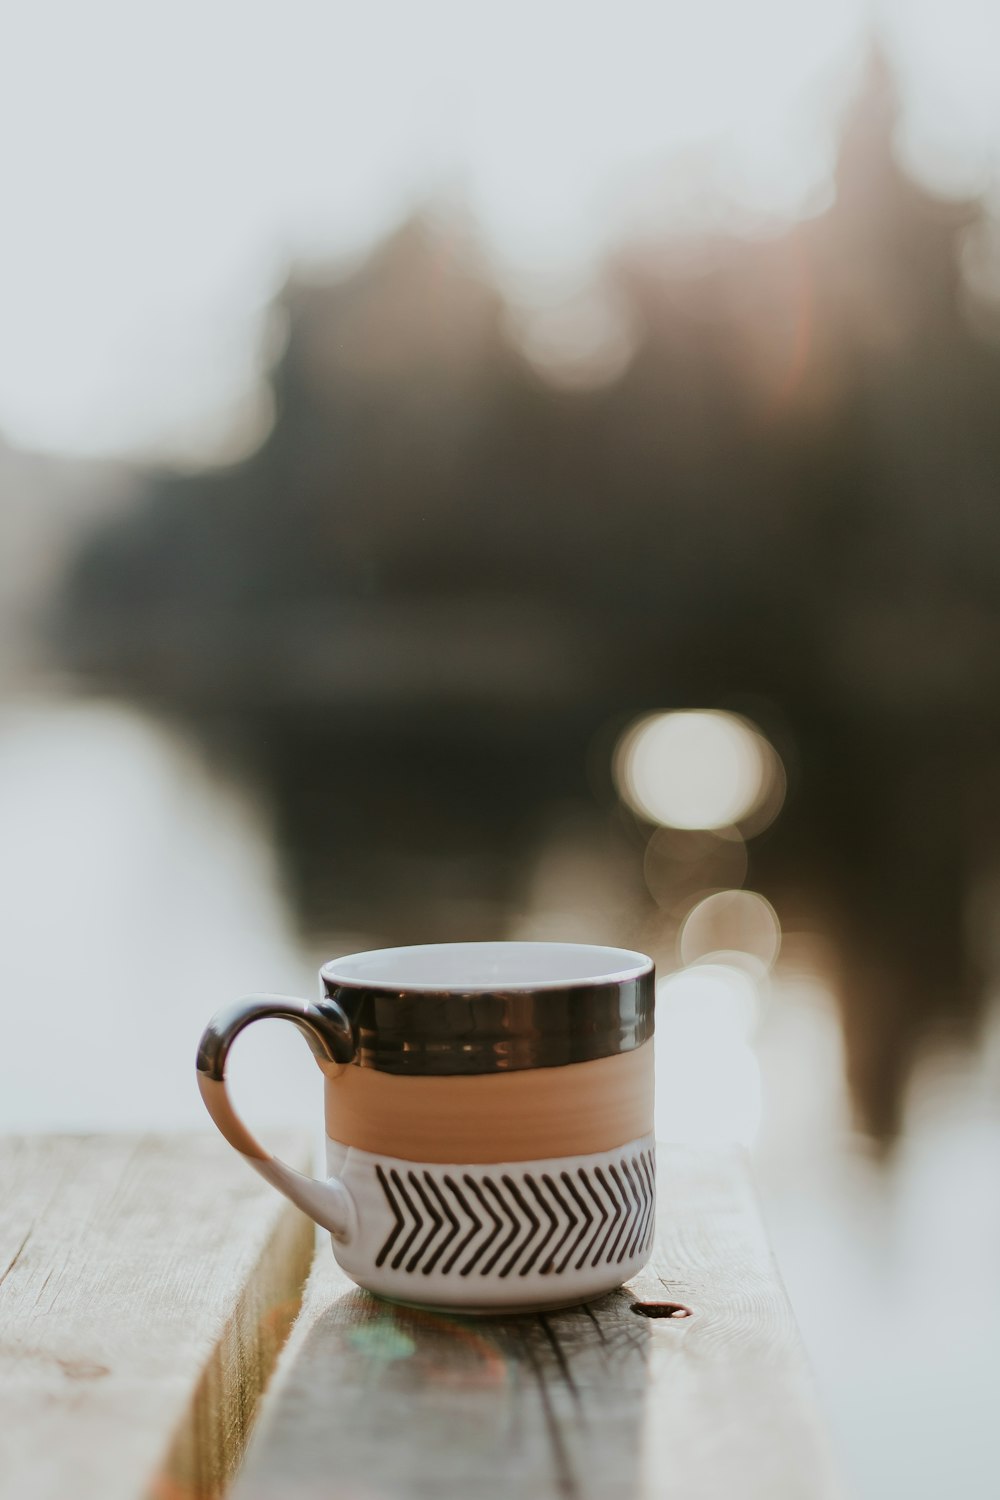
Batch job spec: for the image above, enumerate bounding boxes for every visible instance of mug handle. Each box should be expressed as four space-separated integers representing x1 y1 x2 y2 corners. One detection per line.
196 994 358 1241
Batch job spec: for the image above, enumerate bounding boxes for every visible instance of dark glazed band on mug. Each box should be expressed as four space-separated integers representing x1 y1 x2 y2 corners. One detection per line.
321 971 655 1077
196 965 656 1086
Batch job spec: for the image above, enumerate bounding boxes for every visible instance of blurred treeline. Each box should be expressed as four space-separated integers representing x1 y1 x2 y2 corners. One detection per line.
55 60 1000 1139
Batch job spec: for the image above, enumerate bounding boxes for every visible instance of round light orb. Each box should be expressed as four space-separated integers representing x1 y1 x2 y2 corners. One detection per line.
642 826 748 916
613 709 781 831
679 889 782 970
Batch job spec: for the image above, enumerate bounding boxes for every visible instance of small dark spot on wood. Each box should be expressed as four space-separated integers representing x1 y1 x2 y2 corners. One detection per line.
630 1301 693 1320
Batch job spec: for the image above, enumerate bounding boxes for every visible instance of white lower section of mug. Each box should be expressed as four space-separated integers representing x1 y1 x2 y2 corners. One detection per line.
324 1133 657 1312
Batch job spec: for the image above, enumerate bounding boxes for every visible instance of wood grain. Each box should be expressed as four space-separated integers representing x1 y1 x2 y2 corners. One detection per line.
234 1145 844 1500
0 1133 315 1500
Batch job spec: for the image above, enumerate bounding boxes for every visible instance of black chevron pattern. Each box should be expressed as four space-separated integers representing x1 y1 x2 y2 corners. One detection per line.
374 1147 656 1278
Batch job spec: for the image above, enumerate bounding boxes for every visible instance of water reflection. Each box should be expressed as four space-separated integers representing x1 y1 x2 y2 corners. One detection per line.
655 964 762 1146
0 697 316 1133
0 694 997 1499
756 972 1000 1500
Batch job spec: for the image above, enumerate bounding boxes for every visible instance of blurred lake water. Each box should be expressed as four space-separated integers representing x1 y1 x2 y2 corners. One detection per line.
1 692 998 1500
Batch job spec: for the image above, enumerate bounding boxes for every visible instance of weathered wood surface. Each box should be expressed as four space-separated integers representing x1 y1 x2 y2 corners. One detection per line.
235 1145 844 1500
0 1133 315 1500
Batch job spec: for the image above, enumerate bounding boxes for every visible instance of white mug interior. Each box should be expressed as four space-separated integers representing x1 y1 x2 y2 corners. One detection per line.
320 940 652 991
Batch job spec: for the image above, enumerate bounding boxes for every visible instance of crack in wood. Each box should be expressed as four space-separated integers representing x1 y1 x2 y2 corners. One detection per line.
518 1323 581 1498
580 1302 608 1345
0 1230 31 1289
537 1314 584 1416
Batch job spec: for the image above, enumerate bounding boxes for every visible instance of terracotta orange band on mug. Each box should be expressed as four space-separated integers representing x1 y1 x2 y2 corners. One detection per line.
324 1040 654 1163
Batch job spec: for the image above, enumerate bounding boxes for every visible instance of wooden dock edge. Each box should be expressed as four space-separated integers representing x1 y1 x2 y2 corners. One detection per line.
152 1175 315 1500
0 1134 316 1500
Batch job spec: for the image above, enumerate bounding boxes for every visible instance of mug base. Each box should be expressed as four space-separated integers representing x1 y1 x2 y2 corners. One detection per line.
356 1284 629 1318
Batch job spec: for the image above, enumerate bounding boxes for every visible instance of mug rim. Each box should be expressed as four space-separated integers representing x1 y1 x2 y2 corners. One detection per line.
320 940 652 995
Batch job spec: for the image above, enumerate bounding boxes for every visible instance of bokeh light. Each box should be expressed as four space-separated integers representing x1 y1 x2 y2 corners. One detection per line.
654 885 782 1147
679 889 782 970
504 278 637 390
654 964 762 1146
613 709 784 830
642 826 749 916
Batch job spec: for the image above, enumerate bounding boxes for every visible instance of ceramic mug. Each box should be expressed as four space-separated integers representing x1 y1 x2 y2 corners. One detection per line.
196 941 655 1312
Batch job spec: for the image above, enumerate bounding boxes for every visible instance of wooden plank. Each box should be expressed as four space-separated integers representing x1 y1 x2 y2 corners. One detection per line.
234 1146 844 1500
0 1133 315 1500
